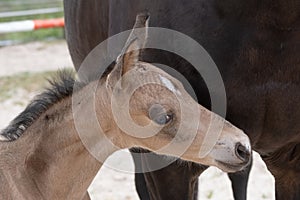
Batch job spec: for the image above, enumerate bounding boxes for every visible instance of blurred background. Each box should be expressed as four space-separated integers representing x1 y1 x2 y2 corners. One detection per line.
0 0 275 199
0 0 64 46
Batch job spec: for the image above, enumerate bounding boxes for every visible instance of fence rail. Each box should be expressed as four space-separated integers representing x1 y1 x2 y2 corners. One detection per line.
0 7 63 18
0 18 64 33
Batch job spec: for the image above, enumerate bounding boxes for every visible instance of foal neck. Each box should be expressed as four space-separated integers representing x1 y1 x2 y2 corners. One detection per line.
0 80 118 200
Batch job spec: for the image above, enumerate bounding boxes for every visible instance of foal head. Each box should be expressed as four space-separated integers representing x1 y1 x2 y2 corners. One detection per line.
103 13 251 172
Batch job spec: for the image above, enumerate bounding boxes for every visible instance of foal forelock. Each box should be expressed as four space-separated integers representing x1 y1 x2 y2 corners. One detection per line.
0 70 84 142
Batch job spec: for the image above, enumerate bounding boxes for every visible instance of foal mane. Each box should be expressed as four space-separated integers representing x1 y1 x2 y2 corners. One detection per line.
0 70 86 142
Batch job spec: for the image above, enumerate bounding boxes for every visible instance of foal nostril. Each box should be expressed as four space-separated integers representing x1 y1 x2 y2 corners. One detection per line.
235 142 251 162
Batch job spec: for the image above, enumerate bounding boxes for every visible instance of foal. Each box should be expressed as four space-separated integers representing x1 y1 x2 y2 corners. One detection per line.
0 14 250 200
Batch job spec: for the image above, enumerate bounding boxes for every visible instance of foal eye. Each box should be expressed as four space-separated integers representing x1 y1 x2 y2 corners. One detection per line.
153 113 173 125
149 104 173 125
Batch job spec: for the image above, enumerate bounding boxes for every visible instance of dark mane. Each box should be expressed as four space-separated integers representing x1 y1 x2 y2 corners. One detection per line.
0 70 85 141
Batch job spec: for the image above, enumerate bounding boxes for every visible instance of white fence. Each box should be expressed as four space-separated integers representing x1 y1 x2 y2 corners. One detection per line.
0 18 64 33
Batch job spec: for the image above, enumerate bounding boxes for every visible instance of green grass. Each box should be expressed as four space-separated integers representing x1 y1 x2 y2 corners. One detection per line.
206 190 214 199
0 25 64 43
0 71 57 102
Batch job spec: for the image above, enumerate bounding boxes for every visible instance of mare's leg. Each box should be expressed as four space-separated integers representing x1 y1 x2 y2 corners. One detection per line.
228 154 253 200
130 148 206 200
131 148 151 200
275 182 300 200
262 144 300 200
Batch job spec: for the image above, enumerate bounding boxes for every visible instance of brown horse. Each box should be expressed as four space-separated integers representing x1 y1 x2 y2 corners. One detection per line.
64 0 300 199
0 14 251 200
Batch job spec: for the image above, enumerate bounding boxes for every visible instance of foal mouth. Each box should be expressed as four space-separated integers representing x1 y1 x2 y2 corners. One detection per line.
215 160 249 172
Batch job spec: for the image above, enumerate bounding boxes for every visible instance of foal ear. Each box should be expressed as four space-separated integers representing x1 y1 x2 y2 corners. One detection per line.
106 13 149 89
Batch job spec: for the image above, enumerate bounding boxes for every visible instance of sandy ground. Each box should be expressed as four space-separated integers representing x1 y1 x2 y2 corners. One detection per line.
0 41 275 200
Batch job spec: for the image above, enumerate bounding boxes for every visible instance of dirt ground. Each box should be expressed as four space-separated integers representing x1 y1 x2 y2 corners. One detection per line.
0 41 275 200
